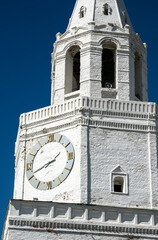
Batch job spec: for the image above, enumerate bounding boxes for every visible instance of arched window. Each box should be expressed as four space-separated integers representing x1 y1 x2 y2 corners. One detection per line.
80 6 86 18
111 166 128 194
103 3 109 15
135 52 142 100
114 177 124 193
102 42 116 88
65 46 80 94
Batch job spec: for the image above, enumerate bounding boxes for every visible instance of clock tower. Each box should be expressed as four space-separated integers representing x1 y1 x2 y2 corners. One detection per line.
2 0 158 239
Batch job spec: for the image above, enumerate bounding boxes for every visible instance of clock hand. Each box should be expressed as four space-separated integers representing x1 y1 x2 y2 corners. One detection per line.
54 152 60 159
44 152 61 169
34 162 49 173
44 159 56 168
34 152 61 173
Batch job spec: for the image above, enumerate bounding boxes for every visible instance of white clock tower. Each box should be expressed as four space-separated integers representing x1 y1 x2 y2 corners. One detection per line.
2 0 158 239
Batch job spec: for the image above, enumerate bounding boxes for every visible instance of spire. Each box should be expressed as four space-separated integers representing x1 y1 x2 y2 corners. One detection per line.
67 0 133 31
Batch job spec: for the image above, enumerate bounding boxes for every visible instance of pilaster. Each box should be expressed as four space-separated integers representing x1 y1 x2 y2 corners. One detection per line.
148 118 158 208
129 50 135 100
117 49 130 100
142 58 148 102
54 56 65 104
80 125 90 204
80 45 102 98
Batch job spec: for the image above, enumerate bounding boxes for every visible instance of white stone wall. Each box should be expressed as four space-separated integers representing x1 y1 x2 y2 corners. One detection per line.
89 127 150 208
7 230 157 240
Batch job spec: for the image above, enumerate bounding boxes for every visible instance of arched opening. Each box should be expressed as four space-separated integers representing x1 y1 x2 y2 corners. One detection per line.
103 3 109 15
73 51 80 91
135 52 142 100
114 177 124 193
65 45 80 94
123 11 128 24
80 6 86 18
102 42 116 88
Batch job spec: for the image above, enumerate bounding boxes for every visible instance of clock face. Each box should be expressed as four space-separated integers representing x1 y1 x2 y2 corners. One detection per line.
26 134 75 190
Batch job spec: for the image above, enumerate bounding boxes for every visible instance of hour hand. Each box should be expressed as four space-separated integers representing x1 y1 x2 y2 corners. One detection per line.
44 152 60 168
34 152 61 172
44 159 56 168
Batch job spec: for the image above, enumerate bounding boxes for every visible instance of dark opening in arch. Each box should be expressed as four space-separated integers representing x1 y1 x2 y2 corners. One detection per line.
102 48 115 88
73 52 80 92
135 52 142 100
103 4 109 15
65 45 80 94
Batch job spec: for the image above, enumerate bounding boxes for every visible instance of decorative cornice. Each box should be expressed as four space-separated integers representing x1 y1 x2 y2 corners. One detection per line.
4 200 158 239
20 115 156 141
18 112 157 143
55 28 130 47
8 218 158 238
17 97 157 141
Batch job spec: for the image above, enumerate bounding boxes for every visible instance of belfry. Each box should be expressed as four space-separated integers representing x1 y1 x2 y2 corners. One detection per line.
2 0 158 239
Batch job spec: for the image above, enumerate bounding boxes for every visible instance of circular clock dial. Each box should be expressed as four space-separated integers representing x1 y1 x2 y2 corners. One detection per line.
33 142 67 182
26 134 75 190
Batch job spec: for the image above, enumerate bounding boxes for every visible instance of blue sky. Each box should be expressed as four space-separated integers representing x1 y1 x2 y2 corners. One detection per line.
0 0 158 236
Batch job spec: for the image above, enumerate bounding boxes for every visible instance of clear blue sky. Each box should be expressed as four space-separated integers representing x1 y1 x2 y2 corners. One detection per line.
0 0 158 236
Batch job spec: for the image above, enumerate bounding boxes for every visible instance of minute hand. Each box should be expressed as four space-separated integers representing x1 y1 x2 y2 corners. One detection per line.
34 152 60 173
44 159 56 168
34 162 50 174
44 152 60 169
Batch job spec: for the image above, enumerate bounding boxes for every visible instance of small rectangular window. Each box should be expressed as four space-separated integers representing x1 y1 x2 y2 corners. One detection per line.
111 166 128 195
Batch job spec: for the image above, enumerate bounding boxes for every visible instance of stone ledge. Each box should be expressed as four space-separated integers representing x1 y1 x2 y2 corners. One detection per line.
19 116 156 141
19 97 157 126
8 218 158 238
8 200 158 226
3 200 158 239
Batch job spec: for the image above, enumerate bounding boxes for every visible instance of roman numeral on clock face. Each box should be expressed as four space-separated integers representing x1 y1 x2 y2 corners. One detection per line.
27 163 32 171
46 181 52 189
68 152 73 160
48 134 54 142
28 175 34 181
36 181 41 189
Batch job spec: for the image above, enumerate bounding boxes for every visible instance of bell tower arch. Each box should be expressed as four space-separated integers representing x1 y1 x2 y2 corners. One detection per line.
65 45 81 94
101 41 116 89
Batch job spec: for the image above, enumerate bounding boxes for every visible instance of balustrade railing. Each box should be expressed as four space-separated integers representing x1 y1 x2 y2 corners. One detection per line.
20 97 157 125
